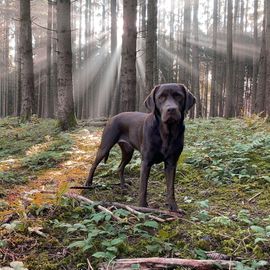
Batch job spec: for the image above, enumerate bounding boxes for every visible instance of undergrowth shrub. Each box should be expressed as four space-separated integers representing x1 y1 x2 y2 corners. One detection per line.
0 117 60 158
184 118 270 184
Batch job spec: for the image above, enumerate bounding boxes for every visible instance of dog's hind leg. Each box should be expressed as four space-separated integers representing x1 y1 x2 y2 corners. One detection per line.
85 123 119 186
118 141 134 189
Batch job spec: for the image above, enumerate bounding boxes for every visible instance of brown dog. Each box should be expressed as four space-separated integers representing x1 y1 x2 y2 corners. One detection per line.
86 83 195 211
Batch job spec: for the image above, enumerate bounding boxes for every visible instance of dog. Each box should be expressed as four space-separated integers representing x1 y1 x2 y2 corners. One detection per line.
85 83 196 212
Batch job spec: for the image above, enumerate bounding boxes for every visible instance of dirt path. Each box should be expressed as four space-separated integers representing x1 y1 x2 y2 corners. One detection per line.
0 128 102 222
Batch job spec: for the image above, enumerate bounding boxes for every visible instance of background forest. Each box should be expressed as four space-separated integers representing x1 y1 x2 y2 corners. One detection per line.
0 0 269 126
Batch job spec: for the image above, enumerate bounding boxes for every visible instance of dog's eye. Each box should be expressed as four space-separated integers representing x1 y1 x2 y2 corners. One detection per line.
158 94 167 102
173 93 182 99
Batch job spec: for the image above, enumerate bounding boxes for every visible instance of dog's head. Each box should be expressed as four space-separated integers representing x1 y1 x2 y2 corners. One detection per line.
144 83 196 123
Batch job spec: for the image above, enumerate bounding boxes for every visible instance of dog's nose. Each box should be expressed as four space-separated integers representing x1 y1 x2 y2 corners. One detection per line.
167 107 177 113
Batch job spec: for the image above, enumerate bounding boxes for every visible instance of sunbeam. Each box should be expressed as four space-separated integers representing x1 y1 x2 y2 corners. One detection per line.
95 44 122 117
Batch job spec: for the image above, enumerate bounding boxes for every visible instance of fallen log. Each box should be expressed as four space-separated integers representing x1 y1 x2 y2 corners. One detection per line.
100 257 236 270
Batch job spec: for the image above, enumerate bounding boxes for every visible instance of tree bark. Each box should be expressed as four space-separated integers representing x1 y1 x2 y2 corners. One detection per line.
191 0 201 117
20 0 35 121
52 2 58 116
15 16 22 116
56 0 77 130
265 0 270 115
119 0 137 112
224 0 234 118
109 0 119 116
183 0 191 88
235 0 245 116
251 0 259 113
46 0 54 118
210 0 218 117
256 0 266 114
145 0 157 95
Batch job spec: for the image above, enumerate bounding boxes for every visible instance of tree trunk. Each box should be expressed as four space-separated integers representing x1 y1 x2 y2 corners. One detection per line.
52 2 58 116
265 0 270 115
20 0 35 121
251 0 258 113
191 0 201 118
209 0 218 117
46 0 54 118
56 0 77 130
119 0 137 112
256 1 266 114
168 0 175 82
145 0 157 95
204 62 209 117
183 0 191 88
15 16 22 116
109 0 119 116
224 0 234 118
235 0 245 116
77 0 83 119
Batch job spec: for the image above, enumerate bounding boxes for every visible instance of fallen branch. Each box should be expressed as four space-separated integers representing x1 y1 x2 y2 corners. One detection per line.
100 257 237 270
65 193 124 223
121 204 166 223
101 201 184 218
40 191 181 222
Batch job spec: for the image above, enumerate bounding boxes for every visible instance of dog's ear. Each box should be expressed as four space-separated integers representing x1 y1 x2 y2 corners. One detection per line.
144 85 160 112
180 84 196 113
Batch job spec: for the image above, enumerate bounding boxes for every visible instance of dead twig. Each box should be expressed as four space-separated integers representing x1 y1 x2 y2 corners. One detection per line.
100 257 237 270
102 201 184 218
65 193 124 223
122 204 166 223
87 258 94 270
248 191 262 202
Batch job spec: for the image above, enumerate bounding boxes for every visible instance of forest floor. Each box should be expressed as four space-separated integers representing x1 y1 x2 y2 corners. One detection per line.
0 116 270 270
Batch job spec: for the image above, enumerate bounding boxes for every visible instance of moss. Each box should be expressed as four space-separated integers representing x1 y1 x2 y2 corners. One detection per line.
57 113 77 131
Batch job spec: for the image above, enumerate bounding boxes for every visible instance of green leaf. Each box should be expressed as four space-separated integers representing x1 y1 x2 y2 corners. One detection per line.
194 249 207 259
111 238 124 246
196 200 209 209
261 176 270 183
131 264 140 269
255 237 267 244
210 216 232 226
146 244 161 253
68 240 88 249
251 226 265 234
92 251 115 260
92 252 107 258
143 220 159 229
106 246 118 253
252 260 268 268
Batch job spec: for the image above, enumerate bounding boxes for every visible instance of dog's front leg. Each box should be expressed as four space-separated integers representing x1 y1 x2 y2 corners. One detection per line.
139 161 151 207
164 161 178 212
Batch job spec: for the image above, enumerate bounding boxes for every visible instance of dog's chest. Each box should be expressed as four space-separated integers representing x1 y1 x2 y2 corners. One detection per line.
150 134 183 163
